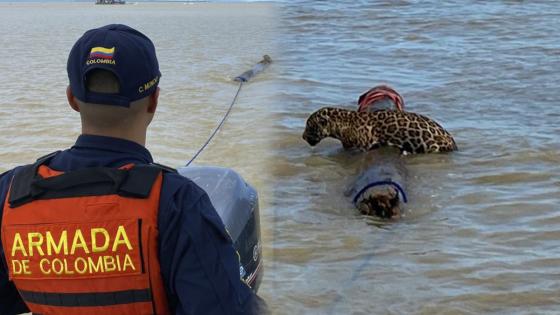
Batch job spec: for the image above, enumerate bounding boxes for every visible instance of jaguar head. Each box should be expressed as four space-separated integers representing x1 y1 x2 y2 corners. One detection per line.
302 108 335 146
356 188 401 219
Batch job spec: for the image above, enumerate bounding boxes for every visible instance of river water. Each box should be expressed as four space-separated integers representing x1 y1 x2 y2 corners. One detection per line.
1 1 560 315
265 1 560 314
0 1 281 313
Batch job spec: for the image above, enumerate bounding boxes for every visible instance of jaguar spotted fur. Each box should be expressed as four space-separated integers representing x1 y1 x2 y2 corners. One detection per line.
302 107 457 154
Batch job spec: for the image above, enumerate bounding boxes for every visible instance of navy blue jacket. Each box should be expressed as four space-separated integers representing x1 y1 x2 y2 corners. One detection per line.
0 135 264 315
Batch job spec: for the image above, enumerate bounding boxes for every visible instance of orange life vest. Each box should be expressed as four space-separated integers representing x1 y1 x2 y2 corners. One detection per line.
1 154 171 315
357 85 405 112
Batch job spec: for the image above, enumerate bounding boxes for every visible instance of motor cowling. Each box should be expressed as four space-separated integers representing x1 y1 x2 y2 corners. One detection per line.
177 166 263 292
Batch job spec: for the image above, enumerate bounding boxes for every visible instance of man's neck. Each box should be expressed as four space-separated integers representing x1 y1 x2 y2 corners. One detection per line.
81 127 147 147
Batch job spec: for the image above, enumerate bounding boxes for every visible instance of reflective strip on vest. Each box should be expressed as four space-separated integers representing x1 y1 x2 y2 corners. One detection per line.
19 288 152 307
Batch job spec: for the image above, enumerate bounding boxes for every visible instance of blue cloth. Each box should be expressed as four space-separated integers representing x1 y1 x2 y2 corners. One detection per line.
0 135 265 315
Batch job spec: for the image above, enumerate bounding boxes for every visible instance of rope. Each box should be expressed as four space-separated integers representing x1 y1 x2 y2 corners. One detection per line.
185 81 244 167
352 180 408 204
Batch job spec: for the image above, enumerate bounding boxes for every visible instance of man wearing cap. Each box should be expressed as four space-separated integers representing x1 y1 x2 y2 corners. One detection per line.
0 24 267 315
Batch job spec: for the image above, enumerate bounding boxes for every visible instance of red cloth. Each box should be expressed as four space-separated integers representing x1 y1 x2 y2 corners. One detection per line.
357 85 405 112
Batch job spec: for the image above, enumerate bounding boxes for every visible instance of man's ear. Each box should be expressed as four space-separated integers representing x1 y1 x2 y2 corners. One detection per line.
147 87 159 114
66 86 80 112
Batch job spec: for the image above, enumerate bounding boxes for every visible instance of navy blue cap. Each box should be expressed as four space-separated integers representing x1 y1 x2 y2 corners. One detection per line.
67 24 161 107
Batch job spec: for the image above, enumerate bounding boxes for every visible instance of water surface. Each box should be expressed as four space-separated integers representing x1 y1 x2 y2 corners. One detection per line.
1 2 560 314
264 1 560 314
0 1 280 311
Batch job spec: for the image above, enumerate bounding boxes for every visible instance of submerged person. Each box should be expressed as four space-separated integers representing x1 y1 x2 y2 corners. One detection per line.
0 24 268 315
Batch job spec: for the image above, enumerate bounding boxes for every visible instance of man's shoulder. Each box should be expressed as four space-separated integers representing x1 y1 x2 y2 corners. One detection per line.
159 169 208 206
160 168 199 190
0 166 30 211
157 169 221 237
1 151 63 190
0 165 28 188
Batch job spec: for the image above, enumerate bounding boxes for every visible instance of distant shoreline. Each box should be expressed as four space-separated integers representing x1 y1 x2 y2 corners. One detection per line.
0 0 276 3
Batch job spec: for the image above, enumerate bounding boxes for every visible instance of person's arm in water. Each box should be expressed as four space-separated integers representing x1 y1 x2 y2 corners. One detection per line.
158 173 268 315
0 169 30 315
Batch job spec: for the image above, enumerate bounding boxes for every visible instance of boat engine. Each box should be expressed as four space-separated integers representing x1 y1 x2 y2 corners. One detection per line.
177 166 263 292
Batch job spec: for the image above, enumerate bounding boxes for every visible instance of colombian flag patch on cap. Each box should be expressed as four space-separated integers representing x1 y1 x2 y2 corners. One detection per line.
89 47 115 59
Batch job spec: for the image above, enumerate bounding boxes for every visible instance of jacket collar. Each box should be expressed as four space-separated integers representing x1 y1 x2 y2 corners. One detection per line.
72 134 153 164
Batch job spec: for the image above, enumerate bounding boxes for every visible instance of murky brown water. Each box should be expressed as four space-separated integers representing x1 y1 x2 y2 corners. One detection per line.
1 1 560 315
263 1 560 314
0 1 280 312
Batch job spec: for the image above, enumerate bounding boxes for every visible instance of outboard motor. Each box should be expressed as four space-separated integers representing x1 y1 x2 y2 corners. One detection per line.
177 56 271 292
177 166 263 292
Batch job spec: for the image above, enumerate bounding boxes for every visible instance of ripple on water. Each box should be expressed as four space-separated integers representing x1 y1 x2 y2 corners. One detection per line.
268 0 560 313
